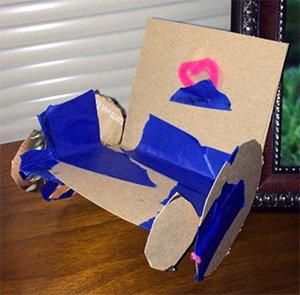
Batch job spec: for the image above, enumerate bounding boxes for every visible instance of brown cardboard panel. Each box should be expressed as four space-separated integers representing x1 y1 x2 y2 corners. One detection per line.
50 162 176 226
122 18 288 153
144 194 199 271
198 139 263 277
95 92 125 147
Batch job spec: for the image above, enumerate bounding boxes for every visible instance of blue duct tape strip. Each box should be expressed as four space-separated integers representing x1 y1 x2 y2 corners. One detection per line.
170 79 231 111
124 115 231 195
59 188 76 199
138 145 240 231
139 183 208 231
66 148 157 187
20 90 156 188
193 180 245 281
20 149 61 183
139 217 156 230
228 146 239 164
40 181 60 201
37 90 101 159
40 181 75 201
161 184 207 216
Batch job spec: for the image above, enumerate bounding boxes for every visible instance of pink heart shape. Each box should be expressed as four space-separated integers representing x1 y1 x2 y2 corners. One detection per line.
178 58 219 88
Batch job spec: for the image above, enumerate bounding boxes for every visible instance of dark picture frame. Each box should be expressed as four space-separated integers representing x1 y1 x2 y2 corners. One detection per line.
231 0 299 210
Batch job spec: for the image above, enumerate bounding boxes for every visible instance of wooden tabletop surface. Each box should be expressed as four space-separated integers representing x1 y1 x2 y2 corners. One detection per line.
1 141 299 294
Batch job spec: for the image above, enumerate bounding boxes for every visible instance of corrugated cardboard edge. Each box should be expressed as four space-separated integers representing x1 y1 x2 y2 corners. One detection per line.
199 139 263 277
11 130 43 191
95 91 126 147
144 193 199 271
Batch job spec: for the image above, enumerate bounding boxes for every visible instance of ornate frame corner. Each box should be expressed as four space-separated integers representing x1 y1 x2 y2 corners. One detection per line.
231 0 300 211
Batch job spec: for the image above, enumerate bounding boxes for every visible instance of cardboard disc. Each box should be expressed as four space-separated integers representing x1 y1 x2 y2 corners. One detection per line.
200 139 263 277
144 195 199 271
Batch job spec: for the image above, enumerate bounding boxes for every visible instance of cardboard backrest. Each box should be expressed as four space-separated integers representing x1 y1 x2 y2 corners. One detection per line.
121 18 288 153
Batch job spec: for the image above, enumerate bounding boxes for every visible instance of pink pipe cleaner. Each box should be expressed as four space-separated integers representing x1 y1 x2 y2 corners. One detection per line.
178 58 220 88
190 252 201 264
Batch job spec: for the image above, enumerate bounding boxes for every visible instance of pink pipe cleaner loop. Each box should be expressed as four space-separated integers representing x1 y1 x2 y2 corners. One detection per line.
178 58 220 88
190 252 201 264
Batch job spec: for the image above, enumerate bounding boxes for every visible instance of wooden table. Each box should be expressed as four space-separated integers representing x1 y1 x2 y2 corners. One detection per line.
1 142 299 294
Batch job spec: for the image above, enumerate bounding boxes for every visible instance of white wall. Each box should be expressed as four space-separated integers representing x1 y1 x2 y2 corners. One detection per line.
0 0 231 143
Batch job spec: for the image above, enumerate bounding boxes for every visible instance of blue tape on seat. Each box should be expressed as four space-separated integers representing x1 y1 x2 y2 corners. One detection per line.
193 180 245 281
139 183 207 231
161 184 207 216
40 181 75 201
139 217 156 230
170 79 231 111
20 90 156 188
124 115 231 195
20 149 60 183
59 188 76 199
40 181 60 201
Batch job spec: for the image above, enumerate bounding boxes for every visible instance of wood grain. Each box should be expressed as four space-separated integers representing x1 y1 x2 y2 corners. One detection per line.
1 142 299 294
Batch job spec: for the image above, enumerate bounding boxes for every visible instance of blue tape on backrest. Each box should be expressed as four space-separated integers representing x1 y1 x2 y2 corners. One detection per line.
20 90 156 188
124 115 230 195
193 180 245 281
170 79 231 111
